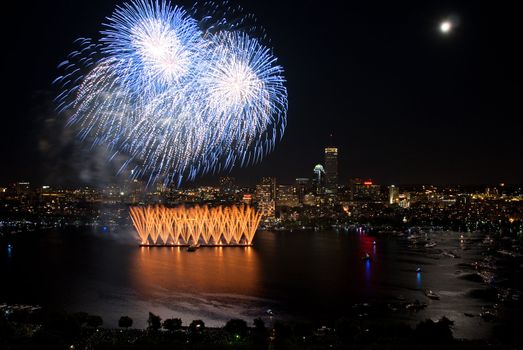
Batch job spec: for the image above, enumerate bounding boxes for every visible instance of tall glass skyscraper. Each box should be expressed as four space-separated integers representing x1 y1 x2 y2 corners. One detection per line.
324 147 338 194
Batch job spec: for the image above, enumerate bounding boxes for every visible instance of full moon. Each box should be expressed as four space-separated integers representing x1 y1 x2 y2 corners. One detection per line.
440 20 453 34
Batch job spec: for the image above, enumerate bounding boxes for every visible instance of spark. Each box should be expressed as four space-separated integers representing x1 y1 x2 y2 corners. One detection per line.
130 205 262 245
55 0 287 186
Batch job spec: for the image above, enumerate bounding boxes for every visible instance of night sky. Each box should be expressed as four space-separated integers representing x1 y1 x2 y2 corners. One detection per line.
1 1 519 186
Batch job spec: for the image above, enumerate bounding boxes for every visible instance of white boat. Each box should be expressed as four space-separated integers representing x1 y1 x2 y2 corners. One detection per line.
423 288 440 300
187 244 200 252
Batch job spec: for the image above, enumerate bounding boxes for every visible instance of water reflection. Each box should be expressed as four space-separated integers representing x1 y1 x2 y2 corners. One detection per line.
364 259 372 282
0 228 495 338
132 246 261 297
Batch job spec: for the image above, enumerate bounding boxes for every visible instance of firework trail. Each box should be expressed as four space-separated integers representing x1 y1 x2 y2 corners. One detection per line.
54 0 287 186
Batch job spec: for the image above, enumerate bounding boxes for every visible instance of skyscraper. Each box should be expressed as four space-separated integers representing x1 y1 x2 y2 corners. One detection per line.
295 178 310 204
389 185 400 205
312 165 325 195
261 177 277 200
324 147 338 194
276 184 300 207
255 177 276 222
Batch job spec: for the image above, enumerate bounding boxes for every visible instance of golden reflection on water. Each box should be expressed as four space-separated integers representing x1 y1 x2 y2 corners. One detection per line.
132 246 260 296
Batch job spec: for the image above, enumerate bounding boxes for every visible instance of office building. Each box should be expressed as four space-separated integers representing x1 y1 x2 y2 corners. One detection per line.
324 147 338 194
389 185 400 205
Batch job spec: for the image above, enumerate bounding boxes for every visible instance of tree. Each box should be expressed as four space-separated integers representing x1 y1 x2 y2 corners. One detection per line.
273 321 291 339
293 322 314 339
225 319 248 337
253 318 266 332
147 312 162 331
72 312 89 326
118 316 133 329
163 318 182 332
251 318 269 350
414 317 453 345
86 315 103 328
189 320 205 334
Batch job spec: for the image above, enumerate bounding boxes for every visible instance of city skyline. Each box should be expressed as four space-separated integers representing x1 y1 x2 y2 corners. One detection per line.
2 0 519 186
1 2 522 348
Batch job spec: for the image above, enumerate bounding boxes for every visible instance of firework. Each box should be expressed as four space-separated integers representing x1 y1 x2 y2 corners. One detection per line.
130 205 262 245
54 0 287 186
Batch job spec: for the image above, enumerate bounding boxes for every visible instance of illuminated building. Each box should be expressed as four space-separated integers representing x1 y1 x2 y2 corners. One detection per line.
219 176 236 193
350 179 382 202
128 179 146 204
261 177 277 200
303 193 319 206
397 193 411 208
295 178 310 204
313 164 325 194
389 185 400 205
242 193 253 205
324 147 338 194
130 205 261 246
15 182 30 196
255 177 276 221
276 184 300 207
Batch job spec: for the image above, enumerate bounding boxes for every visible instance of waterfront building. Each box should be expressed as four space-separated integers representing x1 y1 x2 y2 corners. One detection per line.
255 178 277 221
242 194 253 205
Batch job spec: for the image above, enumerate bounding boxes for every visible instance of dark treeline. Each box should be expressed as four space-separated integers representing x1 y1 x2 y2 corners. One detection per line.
1 308 521 349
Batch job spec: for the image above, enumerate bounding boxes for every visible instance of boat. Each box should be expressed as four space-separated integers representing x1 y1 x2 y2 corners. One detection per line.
423 288 440 300
442 251 460 259
372 240 377 246
187 244 200 252
266 309 274 316
424 242 437 248
477 271 495 284
416 267 422 273
480 311 497 321
362 253 372 262
406 300 427 311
